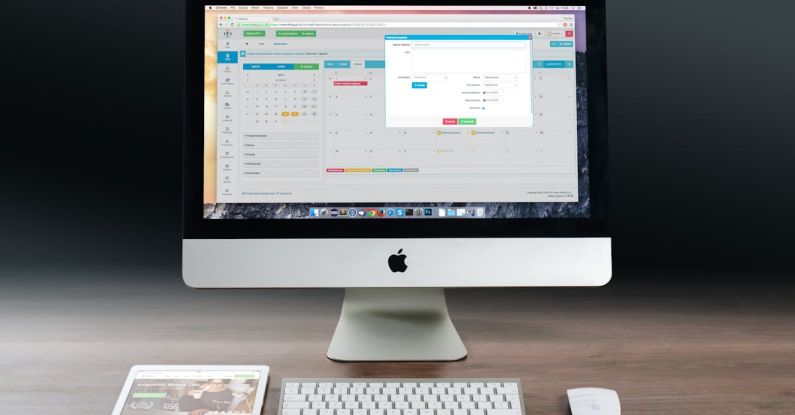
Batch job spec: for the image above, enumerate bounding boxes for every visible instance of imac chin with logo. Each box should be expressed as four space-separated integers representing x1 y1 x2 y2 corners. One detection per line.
183 0 610 361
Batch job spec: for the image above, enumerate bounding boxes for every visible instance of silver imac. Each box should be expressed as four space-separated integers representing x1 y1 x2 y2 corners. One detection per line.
183 0 610 361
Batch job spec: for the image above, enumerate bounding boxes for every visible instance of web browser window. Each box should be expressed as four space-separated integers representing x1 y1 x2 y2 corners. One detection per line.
204 5 589 219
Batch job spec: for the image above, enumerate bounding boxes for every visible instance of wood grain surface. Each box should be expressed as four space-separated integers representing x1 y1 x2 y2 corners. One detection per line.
1 271 793 414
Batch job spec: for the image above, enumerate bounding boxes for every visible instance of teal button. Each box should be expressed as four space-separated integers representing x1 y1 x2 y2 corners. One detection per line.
533 60 574 68
550 40 574 47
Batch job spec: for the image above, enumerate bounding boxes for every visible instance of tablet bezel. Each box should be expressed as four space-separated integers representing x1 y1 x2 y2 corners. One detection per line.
111 365 270 415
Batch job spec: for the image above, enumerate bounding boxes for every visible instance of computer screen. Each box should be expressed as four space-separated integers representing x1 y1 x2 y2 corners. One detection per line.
203 5 589 220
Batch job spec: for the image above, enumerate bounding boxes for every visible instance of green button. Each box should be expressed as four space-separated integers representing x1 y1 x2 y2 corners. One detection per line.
133 393 167 398
243 30 266 37
372 168 387 173
458 118 477 125
294 63 319 70
276 30 316 37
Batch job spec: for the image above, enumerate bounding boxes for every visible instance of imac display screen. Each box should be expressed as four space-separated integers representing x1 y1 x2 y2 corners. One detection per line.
203 5 590 219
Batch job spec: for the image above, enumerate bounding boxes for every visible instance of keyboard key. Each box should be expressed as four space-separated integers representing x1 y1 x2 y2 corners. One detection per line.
285 403 312 409
285 394 307 402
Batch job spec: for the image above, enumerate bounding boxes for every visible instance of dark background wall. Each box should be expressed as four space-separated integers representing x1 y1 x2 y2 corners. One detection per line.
1 0 794 280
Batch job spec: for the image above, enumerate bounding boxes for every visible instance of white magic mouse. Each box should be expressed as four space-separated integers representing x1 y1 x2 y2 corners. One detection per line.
567 387 621 415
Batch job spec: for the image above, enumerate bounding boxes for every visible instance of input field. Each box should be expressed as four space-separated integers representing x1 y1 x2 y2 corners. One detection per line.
412 42 525 48
412 47 527 74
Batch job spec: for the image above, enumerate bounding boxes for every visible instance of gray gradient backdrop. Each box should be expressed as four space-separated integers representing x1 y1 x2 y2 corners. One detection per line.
1 0 794 281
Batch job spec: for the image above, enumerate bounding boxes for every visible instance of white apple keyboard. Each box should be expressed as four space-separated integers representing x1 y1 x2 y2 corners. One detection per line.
278 379 525 415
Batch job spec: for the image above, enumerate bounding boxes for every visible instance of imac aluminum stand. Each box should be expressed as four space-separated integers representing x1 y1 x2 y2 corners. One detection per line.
327 288 468 361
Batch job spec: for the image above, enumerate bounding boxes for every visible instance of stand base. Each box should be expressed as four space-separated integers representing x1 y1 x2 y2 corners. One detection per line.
327 288 467 362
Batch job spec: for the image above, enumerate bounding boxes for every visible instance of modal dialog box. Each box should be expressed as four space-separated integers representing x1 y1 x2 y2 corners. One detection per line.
384 34 534 128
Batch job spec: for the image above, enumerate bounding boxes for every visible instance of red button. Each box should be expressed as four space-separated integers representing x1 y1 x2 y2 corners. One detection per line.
443 118 458 125
565 30 574 37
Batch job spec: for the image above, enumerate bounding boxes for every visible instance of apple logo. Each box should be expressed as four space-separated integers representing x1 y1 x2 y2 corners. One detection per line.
388 249 408 273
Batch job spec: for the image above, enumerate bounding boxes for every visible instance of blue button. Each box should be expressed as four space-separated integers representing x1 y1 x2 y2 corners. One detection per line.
532 60 574 68
324 60 351 69
217 51 238 64
550 40 574 47
364 60 385 68
411 82 428 89
243 63 295 70
387 168 404 173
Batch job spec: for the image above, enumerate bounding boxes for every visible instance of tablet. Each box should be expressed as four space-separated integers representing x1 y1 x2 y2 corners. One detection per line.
111 365 269 415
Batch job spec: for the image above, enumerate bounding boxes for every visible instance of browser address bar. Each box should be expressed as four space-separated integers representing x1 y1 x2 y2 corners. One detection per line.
266 22 562 28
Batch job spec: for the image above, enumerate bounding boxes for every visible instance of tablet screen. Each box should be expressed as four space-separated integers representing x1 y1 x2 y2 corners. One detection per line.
120 369 262 414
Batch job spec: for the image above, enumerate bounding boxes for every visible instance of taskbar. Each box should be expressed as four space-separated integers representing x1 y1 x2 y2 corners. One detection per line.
308 207 486 219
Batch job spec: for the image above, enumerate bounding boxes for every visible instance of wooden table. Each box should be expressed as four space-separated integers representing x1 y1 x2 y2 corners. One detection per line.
1 271 793 414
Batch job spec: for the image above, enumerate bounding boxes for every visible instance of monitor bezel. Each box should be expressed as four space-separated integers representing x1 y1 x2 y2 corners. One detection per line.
184 0 608 239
